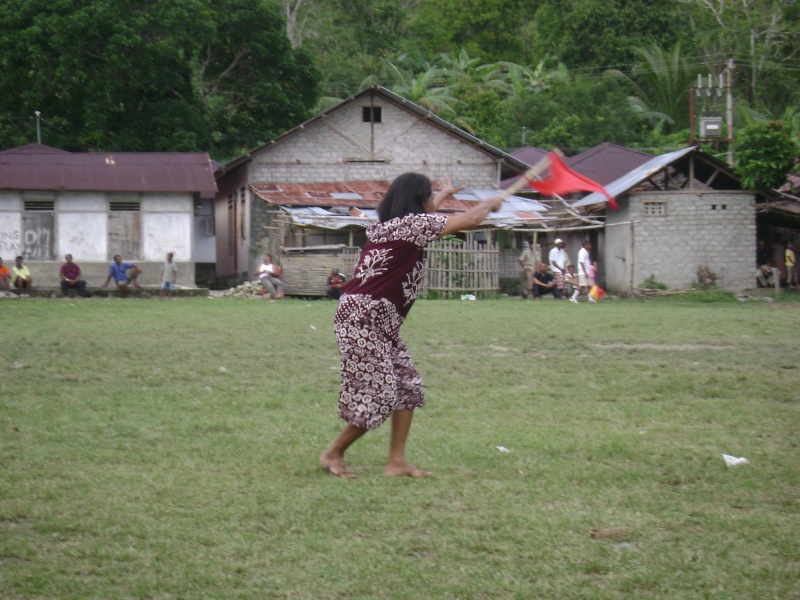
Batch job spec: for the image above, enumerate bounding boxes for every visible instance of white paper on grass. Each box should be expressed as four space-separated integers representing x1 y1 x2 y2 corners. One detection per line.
722 454 749 467
495 446 510 453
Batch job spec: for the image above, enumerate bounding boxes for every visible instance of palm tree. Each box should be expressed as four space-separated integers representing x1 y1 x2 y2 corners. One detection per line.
606 43 700 132
482 60 567 100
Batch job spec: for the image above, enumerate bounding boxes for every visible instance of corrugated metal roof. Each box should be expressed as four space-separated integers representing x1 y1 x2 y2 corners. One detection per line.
264 181 548 230
0 147 218 197
251 180 390 208
282 207 379 229
572 146 696 208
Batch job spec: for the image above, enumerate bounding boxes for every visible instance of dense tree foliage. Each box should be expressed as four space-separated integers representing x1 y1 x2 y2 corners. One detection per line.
409 0 538 64
733 122 799 192
532 0 688 70
0 0 797 160
0 0 319 160
494 77 646 151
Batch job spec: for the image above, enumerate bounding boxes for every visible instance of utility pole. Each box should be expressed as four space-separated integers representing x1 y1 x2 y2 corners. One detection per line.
35 111 41 144
726 54 735 166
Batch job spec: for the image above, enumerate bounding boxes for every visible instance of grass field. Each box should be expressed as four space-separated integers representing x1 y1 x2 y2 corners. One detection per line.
1 295 799 599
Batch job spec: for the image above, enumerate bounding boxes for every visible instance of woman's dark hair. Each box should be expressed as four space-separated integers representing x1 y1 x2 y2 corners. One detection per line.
377 173 432 222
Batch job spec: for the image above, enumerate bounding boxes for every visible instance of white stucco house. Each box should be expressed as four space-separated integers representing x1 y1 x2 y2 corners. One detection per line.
0 143 217 289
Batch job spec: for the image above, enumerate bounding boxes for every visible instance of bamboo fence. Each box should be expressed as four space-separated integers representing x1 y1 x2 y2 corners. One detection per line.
421 239 499 299
281 245 361 296
280 241 500 298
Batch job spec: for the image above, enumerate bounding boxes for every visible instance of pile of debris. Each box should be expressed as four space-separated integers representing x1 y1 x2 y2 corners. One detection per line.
208 280 265 298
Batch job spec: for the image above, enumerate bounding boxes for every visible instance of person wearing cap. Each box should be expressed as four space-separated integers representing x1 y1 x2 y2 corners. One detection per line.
517 240 536 298
548 238 570 298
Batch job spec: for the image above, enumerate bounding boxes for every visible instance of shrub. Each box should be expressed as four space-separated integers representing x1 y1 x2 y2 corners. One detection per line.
641 274 668 290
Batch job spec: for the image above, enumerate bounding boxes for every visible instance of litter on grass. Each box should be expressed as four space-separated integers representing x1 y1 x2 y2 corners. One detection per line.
722 454 749 467
495 446 510 453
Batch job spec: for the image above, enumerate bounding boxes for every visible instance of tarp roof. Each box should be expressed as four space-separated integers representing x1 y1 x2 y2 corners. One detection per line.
0 145 218 197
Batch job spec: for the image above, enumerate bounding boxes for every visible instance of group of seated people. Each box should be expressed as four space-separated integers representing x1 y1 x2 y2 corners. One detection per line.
0 255 34 297
528 262 588 300
0 255 89 298
0 253 175 298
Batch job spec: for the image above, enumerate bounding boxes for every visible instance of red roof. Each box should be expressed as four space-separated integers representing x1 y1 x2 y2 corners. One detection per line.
565 143 653 186
500 143 653 189
0 146 217 197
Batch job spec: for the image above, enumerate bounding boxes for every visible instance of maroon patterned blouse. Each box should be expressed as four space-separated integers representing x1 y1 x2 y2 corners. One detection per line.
341 213 447 319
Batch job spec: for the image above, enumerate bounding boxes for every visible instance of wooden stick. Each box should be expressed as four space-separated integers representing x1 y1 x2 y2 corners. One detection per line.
501 155 550 198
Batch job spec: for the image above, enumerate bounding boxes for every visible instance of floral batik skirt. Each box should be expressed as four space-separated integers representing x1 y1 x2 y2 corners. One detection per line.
333 294 424 430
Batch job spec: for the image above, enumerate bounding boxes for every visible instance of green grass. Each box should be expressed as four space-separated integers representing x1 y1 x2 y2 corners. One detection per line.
1 296 799 599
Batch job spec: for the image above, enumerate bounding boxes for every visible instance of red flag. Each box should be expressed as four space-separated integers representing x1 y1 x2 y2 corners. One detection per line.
527 152 619 210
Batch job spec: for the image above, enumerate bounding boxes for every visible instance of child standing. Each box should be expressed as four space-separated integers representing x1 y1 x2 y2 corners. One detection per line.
564 264 578 298
160 252 177 299
320 173 502 478
786 241 797 289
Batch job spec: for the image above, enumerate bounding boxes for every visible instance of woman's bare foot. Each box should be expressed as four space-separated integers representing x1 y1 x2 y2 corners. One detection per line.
384 462 432 478
320 451 357 478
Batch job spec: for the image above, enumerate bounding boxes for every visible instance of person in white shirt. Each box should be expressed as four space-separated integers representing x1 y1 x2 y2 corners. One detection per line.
571 240 595 303
255 254 284 300
548 238 570 297
160 252 178 299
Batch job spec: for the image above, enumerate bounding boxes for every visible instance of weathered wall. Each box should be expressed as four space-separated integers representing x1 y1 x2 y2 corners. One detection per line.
0 190 197 288
215 97 507 281
250 101 502 187
604 200 634 294
604 190 755 294
193 198 216 264
214 165 250 281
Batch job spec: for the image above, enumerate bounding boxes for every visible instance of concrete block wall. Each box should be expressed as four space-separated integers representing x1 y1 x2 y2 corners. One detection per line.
250 101 500 187
631 191 755 293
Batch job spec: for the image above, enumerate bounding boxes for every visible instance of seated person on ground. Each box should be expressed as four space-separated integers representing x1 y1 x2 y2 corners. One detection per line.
326 269 346 300
756 239 774 288
0 256 11 294
11 255 32 296
564 264 578 298
532 262 560 299
255 254 284 299
59 254 87 297
102 255 140 297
